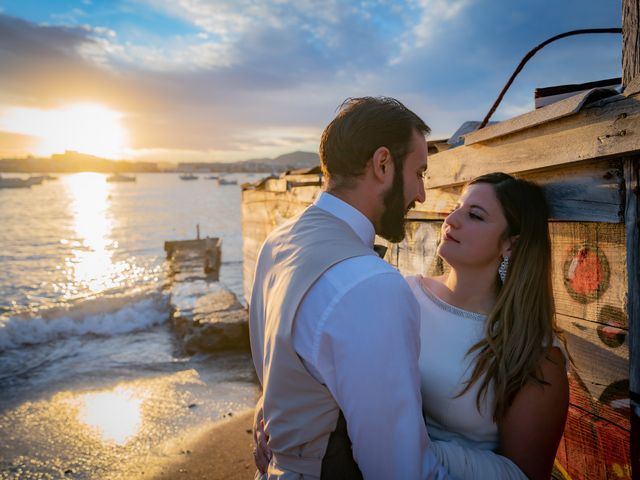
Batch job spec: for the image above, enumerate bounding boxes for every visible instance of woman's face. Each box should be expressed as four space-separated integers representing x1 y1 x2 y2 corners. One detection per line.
438 183 511 270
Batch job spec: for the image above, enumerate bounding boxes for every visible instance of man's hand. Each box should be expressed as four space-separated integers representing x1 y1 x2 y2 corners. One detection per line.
253 411 272 473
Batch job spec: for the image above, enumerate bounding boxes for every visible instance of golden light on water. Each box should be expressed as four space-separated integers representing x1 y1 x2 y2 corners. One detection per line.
0 103 128 159
64 173 119 295
75 386 144 445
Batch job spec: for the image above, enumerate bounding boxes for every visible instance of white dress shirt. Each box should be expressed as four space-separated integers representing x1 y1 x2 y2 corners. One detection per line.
292 192 449 480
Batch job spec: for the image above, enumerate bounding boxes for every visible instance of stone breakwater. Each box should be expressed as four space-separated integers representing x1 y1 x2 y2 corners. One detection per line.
165 239 249 354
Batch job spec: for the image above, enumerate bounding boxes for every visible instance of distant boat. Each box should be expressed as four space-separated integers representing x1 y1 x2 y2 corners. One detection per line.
217 178 238 186
26 176 45 186
206 175 219 180
179 174 199 180
107 173 136 183
0 175 32 189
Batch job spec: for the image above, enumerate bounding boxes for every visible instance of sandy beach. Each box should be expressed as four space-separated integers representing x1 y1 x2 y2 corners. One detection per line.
130 409 256 480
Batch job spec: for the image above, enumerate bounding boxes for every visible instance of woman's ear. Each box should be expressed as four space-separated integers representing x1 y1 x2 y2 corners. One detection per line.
502 234 520 257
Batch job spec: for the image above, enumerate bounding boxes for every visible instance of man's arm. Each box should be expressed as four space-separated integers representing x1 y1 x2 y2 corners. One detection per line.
314 270 450 479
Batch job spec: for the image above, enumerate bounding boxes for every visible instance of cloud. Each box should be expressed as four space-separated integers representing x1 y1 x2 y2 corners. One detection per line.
0 6 429 159
0 0 625 161
402 0 473 51
50 8 87 25
0 131 39 157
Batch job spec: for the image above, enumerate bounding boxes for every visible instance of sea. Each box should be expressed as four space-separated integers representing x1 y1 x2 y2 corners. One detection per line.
0 172 262 479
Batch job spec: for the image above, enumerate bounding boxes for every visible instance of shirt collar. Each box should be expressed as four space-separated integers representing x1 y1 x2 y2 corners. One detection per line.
313 192 376 247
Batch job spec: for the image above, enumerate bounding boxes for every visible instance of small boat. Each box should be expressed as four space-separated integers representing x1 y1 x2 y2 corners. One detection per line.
0 175 32 189
179 173 199 180
26 176 46 185
106 173 136 183
206 175 219 180
217 178 238 186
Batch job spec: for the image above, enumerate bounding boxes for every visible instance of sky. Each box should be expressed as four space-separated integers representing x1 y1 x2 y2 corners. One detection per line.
0 0 624 162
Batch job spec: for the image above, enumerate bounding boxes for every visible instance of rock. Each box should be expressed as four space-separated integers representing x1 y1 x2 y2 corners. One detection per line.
172 287 249 354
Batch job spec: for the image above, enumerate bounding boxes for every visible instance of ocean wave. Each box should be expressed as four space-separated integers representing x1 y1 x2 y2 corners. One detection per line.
0 291 171 352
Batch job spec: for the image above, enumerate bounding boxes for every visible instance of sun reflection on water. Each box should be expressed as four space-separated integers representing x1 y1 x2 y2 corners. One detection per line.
78 387 144 445
75 386 144 445
63 173 118 296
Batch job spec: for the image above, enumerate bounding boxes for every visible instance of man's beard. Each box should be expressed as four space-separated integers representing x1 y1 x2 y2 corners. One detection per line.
379 168 413 243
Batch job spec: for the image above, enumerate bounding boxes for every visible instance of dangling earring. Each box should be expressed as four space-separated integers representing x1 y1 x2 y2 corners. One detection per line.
498 256 509 284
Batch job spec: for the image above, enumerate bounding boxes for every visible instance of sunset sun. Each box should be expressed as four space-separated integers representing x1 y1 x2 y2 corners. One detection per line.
0 103 129 159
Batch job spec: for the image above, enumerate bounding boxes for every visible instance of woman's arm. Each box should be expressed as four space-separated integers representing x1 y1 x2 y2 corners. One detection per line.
498 346 569 480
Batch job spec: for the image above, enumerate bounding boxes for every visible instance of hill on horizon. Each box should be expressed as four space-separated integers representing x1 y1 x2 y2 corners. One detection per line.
243 150 319 169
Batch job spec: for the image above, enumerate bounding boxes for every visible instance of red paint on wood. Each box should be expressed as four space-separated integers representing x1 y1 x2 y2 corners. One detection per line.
556 373 631 479
563 243 611 303
567 374 630 430
570 248 605 295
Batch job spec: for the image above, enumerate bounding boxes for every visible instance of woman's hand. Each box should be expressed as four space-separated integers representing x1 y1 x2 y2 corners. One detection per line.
498 346 569 480
253 407 272 473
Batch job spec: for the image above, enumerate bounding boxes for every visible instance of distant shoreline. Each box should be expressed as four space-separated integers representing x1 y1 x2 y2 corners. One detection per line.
0 169 274 174
0 150 320 174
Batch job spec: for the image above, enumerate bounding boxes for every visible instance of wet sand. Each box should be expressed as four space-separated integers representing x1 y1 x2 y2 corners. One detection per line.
133 409 256 480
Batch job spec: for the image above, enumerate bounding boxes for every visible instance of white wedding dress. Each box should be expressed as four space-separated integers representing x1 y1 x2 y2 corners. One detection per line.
406 274 547 479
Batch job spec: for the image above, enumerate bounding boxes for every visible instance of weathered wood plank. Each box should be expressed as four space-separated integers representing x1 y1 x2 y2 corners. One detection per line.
623 0 640 89
414 160 625 223
549 222 627 325
425 93 640 189
241 189 314 299
559 313 629 429
527 161 624 223
623 156 640 476
257 160 625 223
465 88 619 146
383 221 446 277
559 400 632 480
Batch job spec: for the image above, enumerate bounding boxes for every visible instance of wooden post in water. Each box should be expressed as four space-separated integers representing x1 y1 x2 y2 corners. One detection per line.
623 1 640 477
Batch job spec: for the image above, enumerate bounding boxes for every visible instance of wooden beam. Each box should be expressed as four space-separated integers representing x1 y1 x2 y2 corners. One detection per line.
624 156 640 478
425 93 640 189
623 0 640 89
414 160 625 223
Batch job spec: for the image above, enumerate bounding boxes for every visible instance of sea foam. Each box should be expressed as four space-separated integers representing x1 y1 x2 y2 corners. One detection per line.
0 291 170 351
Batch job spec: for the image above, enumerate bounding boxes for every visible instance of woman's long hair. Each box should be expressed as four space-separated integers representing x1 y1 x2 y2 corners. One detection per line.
458 172 568 421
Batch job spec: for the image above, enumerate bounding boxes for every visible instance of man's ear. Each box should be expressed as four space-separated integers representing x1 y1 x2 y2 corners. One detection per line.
371 146 392 183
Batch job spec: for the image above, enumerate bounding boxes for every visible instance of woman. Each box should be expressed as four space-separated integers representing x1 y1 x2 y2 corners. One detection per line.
254 172 570 479
409 172 569 479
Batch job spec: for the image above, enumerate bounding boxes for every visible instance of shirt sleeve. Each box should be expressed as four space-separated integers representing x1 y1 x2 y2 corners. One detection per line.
431 440 527 479
313 271 452 480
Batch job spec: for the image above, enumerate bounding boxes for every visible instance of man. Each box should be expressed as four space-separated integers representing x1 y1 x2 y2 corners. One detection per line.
249 97 525 479
249 96 444 479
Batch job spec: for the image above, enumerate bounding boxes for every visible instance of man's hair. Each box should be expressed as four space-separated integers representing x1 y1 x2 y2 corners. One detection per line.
319 97 430 190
